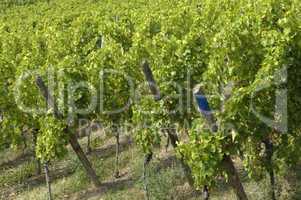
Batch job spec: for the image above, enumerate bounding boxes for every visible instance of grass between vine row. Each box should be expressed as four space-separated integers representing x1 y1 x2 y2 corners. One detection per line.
0 131 300 200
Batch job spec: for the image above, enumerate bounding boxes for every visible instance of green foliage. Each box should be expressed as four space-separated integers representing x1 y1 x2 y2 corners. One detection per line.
0 0 300 195
36 116 68 162
178 122 225 187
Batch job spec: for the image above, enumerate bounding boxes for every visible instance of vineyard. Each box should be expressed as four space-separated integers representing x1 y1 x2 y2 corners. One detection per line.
0 0 301 199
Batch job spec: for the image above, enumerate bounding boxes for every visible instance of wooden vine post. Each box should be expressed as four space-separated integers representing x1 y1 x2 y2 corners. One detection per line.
35 76 101 188
193 84 248 200
44 161 52 200
140 60 196 192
